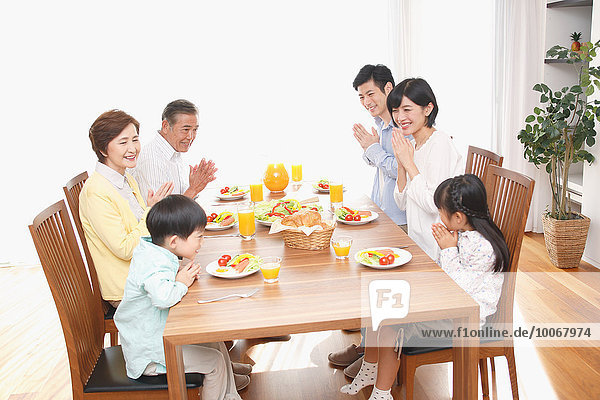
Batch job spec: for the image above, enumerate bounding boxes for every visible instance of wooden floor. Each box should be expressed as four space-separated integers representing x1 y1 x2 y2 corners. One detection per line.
1 233 599 400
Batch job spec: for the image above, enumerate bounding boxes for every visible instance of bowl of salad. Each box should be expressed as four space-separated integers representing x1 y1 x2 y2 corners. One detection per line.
254 199 322 226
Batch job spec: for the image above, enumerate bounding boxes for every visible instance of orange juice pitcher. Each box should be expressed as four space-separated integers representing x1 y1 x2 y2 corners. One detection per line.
263 163 289 193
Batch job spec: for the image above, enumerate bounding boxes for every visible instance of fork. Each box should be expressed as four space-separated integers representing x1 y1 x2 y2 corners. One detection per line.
197 288 259 304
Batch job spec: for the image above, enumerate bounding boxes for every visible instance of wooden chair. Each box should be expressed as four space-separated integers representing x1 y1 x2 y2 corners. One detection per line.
465 145 504 183
63 171 119 346
29 200 203 399
399 165 535 400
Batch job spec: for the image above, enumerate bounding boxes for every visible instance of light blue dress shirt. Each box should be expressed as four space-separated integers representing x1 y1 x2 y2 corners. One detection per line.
362 117 408 225
114 237 189 379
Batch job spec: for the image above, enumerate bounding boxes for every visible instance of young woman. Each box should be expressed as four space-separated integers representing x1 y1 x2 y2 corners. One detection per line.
389 78 463 260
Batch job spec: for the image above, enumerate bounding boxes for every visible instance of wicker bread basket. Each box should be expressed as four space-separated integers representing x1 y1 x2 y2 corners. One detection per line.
281 223 335 250
542 212 590 269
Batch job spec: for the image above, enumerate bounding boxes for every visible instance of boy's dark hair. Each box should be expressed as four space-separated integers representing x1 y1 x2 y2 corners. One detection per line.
146 195 206 245
387 77 439 128
434 174 510 273
352 64 395 93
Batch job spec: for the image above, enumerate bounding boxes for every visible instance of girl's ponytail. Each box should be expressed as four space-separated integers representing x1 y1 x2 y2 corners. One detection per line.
434 174 510 273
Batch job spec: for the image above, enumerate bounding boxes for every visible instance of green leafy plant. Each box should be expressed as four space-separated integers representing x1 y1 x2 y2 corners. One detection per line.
518 41 599 220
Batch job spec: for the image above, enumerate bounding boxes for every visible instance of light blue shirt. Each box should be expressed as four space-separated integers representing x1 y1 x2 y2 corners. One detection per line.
362 117 408 225
114 237 188 379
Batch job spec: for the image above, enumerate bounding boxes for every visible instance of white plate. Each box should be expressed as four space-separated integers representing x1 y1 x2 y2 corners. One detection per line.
312 184 347 194
216 191 248 201
256 219 274 226
205 222 237 231
354 247 412 269
337 211 379 225
205 260 261 279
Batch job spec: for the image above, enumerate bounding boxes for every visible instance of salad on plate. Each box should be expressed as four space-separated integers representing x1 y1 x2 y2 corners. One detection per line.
206 253 262 278
217 186 249 200
312 179 330 193
335 207 378 225
206 211 236 230
354 247 412 269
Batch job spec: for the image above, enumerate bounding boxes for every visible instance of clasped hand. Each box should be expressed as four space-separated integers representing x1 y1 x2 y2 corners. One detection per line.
391 128 415 168
431 223 458 249
353 123 380 150
176 261 203 287
188 158 218 196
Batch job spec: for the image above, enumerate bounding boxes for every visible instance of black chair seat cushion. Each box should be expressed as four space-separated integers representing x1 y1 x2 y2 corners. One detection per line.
84 346 203 393
104 303 117 320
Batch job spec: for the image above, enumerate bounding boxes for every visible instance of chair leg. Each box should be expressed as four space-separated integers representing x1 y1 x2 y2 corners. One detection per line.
402 355 416 400
110 331 118 346
505 348 519 400
479 357 489 399
490 356 495 374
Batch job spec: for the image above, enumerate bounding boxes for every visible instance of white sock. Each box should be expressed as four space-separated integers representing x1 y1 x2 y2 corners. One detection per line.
340 360 377 395
368 386 393 400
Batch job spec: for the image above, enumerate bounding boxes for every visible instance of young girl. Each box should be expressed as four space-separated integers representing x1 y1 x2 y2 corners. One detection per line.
114 195 250 400
390 78 463 261
340 174 509 400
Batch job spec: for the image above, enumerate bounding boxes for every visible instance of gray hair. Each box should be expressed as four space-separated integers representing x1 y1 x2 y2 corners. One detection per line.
161 99 198 126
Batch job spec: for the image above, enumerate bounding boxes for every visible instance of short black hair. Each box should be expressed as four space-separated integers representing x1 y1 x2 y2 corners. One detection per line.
146 195 207 245
352 64 395 93
387 78 439 128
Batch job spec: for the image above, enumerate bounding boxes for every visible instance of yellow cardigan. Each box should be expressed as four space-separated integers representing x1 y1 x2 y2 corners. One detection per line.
79 171 150 301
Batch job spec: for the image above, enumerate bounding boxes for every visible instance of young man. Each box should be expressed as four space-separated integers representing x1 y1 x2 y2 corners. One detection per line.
352 64 407 229
328 65 408 379
133 99 218 199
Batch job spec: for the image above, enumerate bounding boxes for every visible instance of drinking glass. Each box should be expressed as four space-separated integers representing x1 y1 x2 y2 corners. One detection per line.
329 177 343 210
260 256 281 283
250 183 264 203
331 236 353 260
237 205 256 241
291 164 303 182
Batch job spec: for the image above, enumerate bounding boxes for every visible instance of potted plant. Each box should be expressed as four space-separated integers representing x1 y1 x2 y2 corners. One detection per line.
518 40 599 269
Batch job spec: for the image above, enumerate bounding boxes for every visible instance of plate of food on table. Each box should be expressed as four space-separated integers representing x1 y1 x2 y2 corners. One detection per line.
254 198 323 226
216 185 249 200
335 206 379 225
312 179 347 194
205 253 262 279
205 211 236 231
354 247 412 269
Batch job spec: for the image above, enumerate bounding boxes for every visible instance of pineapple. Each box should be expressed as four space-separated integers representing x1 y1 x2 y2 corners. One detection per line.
571 32 582 51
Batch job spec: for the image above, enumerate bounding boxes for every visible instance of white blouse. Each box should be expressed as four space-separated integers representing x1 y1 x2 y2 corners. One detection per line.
439 230 504 326
393 130 463 260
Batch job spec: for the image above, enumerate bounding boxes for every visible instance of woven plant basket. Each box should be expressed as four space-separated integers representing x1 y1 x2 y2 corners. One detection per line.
542 212 590 269
281 224 335 250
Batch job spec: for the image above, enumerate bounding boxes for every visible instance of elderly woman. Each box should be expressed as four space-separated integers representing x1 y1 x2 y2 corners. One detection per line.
80 109 173 306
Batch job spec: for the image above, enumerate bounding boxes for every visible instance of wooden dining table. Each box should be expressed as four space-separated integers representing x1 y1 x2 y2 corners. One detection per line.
163 187 479 399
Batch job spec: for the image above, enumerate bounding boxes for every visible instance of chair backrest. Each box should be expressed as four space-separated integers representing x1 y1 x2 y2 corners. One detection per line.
484 165 535 327
465 145 504 183
29 200 104 396
63 172 102 295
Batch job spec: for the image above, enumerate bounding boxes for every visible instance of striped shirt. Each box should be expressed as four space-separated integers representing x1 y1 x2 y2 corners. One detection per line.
131 133 188 197
95 162 145 221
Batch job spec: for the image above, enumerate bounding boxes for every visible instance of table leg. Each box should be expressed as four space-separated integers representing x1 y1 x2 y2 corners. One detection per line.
164 338 188 400
452 313 478 400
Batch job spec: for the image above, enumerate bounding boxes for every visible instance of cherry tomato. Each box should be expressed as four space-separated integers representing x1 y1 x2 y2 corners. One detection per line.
379 257 390 266
210 213 218 219
386 254 395 264
207 216 214 223
218 258 228 266
220 188 227 194
323 184 329 189
345 214 354 221
318 183 324 188
221 254 232 262
224 186 230 192
353 215 361 221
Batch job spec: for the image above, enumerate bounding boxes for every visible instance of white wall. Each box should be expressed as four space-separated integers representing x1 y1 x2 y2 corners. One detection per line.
583 4 600 267
0 0 494 264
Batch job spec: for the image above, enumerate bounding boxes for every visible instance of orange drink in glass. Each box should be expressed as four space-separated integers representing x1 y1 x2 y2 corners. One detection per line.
250 183 263 203
237 205 256 240
329 178 343 209
291 164 302 182
331 236 352 260
260 256 281 283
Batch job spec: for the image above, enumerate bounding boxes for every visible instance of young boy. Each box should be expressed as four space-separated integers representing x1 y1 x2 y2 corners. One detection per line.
114 194 250 399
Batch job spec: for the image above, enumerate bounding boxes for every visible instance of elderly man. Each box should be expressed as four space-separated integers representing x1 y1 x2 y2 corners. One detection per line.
133 99 217 199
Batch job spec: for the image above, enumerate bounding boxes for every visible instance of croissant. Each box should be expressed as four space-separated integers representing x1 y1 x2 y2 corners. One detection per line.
281 209 323 228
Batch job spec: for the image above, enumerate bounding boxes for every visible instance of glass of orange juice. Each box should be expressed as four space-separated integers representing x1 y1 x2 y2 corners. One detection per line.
329 177 343 210
291 164 302 182
250 183 263 203
237 204 256 241
331 236 352 260
260 256 281 283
